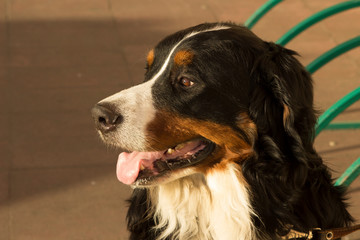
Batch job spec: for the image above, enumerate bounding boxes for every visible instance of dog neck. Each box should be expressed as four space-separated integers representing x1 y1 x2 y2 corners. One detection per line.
149 164 256 240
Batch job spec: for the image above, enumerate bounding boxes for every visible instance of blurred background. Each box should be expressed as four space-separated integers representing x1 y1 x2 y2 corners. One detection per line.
0 0 359 239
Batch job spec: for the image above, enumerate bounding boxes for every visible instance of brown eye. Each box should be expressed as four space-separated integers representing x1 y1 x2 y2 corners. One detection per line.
179 78 194 87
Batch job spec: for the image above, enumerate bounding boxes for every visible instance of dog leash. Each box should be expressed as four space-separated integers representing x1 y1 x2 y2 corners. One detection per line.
284 224 360 240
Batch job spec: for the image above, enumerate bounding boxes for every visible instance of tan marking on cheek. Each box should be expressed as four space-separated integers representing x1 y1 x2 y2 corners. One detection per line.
147 49 155 67
174 50 194 66
146 110 254 172
186 120 251 153
148 111 251 152
146 111 198 150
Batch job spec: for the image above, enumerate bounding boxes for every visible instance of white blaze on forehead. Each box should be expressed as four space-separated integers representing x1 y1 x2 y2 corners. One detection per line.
150 24 231 82
98 24 231 150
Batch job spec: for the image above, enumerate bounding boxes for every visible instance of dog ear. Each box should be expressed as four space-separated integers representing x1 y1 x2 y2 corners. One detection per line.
249 42 317 185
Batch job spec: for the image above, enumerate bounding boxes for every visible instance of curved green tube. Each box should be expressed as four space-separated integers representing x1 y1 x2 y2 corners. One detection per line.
244 0 283 29
335 158 360 187
315 87 360 137
325 122 360 130
306 36 360 74
276 0 360 46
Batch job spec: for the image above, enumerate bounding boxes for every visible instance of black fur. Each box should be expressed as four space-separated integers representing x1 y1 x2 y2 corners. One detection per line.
124 22 352 239
127 189 159 240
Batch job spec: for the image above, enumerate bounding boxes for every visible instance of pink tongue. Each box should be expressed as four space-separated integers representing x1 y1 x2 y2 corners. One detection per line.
116 140 205 185
116 151 163 185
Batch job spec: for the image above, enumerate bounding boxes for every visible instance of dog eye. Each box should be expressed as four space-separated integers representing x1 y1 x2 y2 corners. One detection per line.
179 78 194 87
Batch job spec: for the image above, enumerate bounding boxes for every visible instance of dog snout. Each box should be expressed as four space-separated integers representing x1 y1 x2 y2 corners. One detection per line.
91 103 123 132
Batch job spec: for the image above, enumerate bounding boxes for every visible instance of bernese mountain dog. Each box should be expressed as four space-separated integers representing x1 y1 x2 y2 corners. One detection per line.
91 22 353 240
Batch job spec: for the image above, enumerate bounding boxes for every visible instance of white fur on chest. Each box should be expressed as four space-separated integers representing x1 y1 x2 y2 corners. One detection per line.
149 164 256 240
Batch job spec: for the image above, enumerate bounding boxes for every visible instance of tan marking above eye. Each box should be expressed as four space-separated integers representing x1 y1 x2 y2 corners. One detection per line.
147 49 155 67
174 50 194 66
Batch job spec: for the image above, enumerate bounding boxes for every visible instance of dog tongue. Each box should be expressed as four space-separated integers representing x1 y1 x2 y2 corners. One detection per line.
116 151 163 185
116 140 205 185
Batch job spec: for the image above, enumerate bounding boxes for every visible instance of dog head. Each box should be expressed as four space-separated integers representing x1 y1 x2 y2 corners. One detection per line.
92 22 316 187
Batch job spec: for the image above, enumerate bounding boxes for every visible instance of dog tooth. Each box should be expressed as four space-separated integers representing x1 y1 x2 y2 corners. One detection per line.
140 164 145 170
167 148 174 154
175 143 186 150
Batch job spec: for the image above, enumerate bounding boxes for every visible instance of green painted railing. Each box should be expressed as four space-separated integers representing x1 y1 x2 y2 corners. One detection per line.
315 87 360 137
335 158 360 187
276 0 360 46
325 122 360 130
244 0 283 29
314 87 360 189
306 36 360 74
307 36 360 132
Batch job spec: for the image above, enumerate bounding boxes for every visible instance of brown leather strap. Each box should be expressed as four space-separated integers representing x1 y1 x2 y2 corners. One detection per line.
284 224 360 239
313 224 360 240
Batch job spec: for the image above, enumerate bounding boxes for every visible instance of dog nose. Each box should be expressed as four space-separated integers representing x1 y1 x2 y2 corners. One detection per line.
91 103 123 132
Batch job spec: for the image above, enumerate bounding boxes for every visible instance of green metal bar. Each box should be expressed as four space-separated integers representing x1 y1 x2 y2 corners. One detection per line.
244 0 283 29
335 158 360 187
325 122 360 130
306 36 360 74
315 87 360 137
276 0 360 46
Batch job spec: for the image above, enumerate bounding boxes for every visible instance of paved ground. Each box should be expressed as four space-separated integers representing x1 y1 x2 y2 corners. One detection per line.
0 0 359 239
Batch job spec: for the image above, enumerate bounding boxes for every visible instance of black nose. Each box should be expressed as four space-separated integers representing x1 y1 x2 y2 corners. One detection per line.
91 103 123 132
